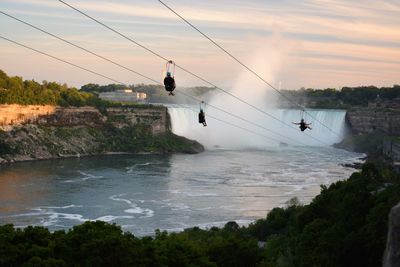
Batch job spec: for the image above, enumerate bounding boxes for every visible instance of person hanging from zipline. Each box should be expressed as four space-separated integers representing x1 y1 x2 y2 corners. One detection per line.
198 101 207 126
164 60 176 96
293 118 312 131
198 109 207 127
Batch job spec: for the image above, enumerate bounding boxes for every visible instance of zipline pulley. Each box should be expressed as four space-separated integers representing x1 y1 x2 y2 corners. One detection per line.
198 101 207 127
164 60 176 96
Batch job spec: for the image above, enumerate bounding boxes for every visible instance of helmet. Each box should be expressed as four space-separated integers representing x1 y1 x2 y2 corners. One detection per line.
166 72 171 77
301 119 304 122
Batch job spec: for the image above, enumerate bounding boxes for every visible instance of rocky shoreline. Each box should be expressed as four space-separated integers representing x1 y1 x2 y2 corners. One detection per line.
0 105 204 164
334 106 400 171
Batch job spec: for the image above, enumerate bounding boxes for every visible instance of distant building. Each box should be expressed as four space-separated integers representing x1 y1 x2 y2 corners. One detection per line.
136 92 147 102
368 97 400 109
99 90 147 103
383 137 400 172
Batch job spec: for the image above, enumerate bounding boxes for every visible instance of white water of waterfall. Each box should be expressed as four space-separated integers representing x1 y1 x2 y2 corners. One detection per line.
168 106 347 149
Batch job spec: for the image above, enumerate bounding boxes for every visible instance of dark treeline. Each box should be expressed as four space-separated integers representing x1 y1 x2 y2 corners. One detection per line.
281 85 400 108
2 69 398 108
81 83 134 93
82 82 216 103
0 70 156 108
81 82 215 96
0 70 101 107
81 82 400 107
1 163 399 267
0 70 214 106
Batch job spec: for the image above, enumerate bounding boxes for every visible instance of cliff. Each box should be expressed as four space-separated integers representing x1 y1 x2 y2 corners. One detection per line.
0 104 203 164
346 108 400 135
0 104 168 134
335 108 400 155
383 202 400 267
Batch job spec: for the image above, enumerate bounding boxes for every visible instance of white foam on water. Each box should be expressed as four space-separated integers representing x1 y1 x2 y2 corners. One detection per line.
126 162 152 173
124 207 154 218
140 210 154 218
164 202 190 211
168 107 348 149
61 171 104 183
39 205 82 209
124 207 144 214
110 194 133 205
111 194 154 218
157 189 181 194
95 215 134 222
5 205 136 227
78 171 104 181
185 192 218 197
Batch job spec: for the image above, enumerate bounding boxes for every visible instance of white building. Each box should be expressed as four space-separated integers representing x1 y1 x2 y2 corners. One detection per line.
99 90 147 103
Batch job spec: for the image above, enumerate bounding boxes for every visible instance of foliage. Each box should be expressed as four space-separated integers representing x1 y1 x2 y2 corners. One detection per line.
80 82 217 104
1 164 399 266
99 124 201 154
281 85 400 108
0 70 98 107
0 221 259 267
334 132 386 154
249 163 400 267
80 83 132 93
0 70 152 109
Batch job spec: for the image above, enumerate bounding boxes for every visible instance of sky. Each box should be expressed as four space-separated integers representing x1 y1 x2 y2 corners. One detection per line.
0 0 399 90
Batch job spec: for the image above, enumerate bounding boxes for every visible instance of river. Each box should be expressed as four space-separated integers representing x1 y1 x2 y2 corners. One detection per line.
0 147 362 236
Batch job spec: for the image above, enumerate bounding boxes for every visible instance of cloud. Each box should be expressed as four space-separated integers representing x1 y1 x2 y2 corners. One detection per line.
0 0 399 88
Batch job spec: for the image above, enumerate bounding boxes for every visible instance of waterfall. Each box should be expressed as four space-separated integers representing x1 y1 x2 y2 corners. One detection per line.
168 106 347 149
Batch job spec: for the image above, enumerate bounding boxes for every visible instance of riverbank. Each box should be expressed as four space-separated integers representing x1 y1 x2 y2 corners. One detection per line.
1 162 398 266
0 104 204 164
333 106 400 171
0 125 203 164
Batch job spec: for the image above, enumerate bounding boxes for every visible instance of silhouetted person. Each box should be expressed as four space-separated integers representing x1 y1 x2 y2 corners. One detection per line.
164 72 175 96
198 109 207 126
293 119 312 131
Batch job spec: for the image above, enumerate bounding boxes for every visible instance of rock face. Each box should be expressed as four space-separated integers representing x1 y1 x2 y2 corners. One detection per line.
383 202 400 267
0 104 56 126
106 106 169 135
0 104 168 135
383 138 400 172
346 108 400 135
0 104 203 163
0 124 103 161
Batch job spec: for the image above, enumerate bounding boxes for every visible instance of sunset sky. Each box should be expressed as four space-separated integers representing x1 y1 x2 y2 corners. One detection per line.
0 0 399 90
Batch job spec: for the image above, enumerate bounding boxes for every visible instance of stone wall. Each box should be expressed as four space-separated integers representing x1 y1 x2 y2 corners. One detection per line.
383 202 400 267
0 104 56 126
106 106 169 135
0 105 104 127
383 138 400 171
0 104 169 135
346 108 400 135
0 105 203 164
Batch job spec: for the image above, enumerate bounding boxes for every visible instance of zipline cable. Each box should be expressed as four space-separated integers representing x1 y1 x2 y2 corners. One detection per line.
0 35 299 146
0 11 160 85
0 10 322 145
174 90 307 146
0 36 123 84
0 11 310 146
175 103 288 144
56 0 328 146
157 0 342 139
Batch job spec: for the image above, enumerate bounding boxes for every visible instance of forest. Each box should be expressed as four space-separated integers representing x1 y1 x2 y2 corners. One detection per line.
0 70 101 107
1 163 399 267
1 70 399 108
280 85 400 108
